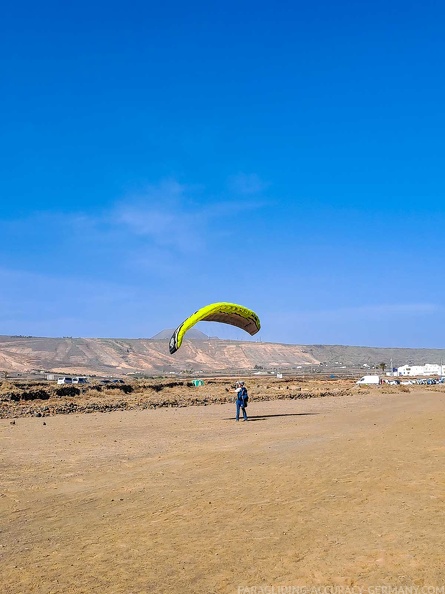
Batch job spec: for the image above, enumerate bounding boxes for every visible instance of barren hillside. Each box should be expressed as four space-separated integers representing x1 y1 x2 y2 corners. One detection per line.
1 335 444 375
0 336 318 374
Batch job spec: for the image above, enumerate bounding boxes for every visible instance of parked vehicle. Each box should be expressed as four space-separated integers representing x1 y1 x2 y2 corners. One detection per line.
356 375 380 385
72 377 88 384
57 377 73 385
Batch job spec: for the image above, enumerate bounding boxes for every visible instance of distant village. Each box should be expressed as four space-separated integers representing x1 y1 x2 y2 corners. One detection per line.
359 362 444 377
394 363 445 376
357 362 445 386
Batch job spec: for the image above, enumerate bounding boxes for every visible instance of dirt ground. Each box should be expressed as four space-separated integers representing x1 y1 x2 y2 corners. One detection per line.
1 387 444 593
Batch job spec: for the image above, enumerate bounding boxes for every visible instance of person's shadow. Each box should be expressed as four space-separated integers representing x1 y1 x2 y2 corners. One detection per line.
223 412 319 421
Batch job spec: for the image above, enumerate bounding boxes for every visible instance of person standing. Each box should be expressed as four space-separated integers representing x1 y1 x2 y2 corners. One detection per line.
234 380 248 422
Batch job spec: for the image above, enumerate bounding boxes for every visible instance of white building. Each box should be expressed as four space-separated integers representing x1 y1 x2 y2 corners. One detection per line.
397 364 445 376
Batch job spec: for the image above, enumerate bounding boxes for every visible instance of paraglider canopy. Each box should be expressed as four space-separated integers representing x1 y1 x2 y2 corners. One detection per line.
169 302 261 354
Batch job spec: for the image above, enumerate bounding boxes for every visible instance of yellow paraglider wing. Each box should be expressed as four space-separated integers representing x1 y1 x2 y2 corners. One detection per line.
169 302 261 354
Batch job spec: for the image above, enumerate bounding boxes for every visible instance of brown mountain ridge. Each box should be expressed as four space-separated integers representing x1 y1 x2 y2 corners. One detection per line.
0 335 444 375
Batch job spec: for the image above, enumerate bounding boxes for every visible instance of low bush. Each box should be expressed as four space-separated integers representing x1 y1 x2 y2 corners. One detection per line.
20 389 51 401
55 386 80 397
102 383 133 393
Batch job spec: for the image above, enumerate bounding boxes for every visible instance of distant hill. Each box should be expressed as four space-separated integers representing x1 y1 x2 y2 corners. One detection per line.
150 328 210 340
0 335 444 375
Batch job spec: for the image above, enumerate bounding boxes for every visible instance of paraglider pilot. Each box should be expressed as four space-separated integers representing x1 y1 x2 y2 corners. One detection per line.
234 381 248 422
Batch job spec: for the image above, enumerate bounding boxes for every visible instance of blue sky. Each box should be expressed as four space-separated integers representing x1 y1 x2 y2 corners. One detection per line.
1 0 444 347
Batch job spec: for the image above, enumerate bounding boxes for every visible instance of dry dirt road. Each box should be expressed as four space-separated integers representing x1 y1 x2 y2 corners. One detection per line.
1 389 444 593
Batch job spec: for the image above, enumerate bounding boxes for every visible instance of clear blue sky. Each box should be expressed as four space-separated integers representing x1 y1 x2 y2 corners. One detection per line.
1 0 444 347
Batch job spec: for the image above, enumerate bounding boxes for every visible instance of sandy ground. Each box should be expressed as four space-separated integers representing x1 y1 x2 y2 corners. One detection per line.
1 388 444 593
